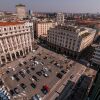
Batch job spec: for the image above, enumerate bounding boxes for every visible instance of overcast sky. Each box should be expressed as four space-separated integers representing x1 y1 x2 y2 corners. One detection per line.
0 0 100 13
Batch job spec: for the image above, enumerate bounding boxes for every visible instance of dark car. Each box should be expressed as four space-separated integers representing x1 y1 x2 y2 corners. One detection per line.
26 69 30 74
13 74 20 81
36 71 42 76
6 70 10 74
56 73 63 79
32 75 39 81
19 63 22 66
23 61 27 65
20 83 27 89
31 67 35 71
14 88 20 94
61 70 66 74
9 90 15 96
19 71 25 78
70 75 74 79
30 83 36 89
41 85 49 94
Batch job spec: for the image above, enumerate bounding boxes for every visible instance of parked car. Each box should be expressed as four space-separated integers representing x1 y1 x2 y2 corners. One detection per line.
36 71 42 76
30 83 36 89
70 75 74 79
19 71 25 78
41 85 49 94
13 74 20 81
32 94 42 100
23 61 27 65
31 67 35 71
56 73 63 79
32 75 39 81
43 73 49 77
6 70 10 74
61 70 66 74
26 69 30 74
14 88 20 94
9 90 15 96
20 83 27 89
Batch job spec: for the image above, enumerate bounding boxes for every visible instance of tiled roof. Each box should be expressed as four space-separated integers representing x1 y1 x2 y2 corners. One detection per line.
0 22 24 26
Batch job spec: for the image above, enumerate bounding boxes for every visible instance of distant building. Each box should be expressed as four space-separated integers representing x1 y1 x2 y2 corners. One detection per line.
16 4 26 19
36 21 57 38
47 25 96 59
0 21 33 64
56 13 64 25
92 43 100 66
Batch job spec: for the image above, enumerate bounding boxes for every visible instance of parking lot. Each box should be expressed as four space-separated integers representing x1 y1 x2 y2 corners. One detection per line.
1 47 72 100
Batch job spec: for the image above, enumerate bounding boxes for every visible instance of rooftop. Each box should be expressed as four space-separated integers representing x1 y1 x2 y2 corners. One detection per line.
0 22 24 26
81 32 90 38
54 25 87 32
16 4 26 7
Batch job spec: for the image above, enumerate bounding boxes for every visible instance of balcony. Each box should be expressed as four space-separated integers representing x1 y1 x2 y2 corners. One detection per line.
95 47 100 51
94 51 100 56
92 58 100 65
93 55 100 60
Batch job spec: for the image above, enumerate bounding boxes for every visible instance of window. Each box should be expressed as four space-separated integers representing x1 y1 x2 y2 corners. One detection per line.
9 27 11 30
14 27 16 30
4 28 6 31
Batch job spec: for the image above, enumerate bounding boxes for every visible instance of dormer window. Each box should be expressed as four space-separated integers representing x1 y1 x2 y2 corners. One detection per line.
9 27 11 30
4 28 6 31
14 27 16 30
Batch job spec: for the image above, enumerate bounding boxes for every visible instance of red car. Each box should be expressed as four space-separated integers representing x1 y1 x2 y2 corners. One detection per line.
41 85 49 94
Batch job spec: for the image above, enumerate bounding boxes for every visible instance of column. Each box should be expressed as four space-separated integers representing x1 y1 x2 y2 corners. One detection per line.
10 37 14 51
5 38 13 61
0 56 3 64
19 35 25 56
28 33 33 51
0 40 7 63
22 34 26 55
26 34 30 53
14 52 17 59
4 55 7 63
14 36 19 50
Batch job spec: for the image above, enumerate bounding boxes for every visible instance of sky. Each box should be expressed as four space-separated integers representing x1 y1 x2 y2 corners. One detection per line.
0 0 100 13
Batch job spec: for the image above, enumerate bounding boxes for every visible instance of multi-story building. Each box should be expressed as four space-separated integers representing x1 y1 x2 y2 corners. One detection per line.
88 70 100 100
36 21 57 37
92 43 100 66
16 4 26 19
56 13 64 25
47 25 96 58
0 21 33 64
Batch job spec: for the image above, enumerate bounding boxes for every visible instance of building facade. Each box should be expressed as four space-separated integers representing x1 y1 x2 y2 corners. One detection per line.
16 4 26 19
88 70 100 100
92 43 100 66
47 25 96 58
56 13 64 25
36 21 57 37
0 22 33 64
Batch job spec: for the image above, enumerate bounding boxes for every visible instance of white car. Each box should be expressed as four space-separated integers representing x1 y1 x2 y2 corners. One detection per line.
10 76 15 80
32 50 36 53
32 94 42 100
30 78 34 82
43 73 49 77
35 61 39 65
42 67 49 72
